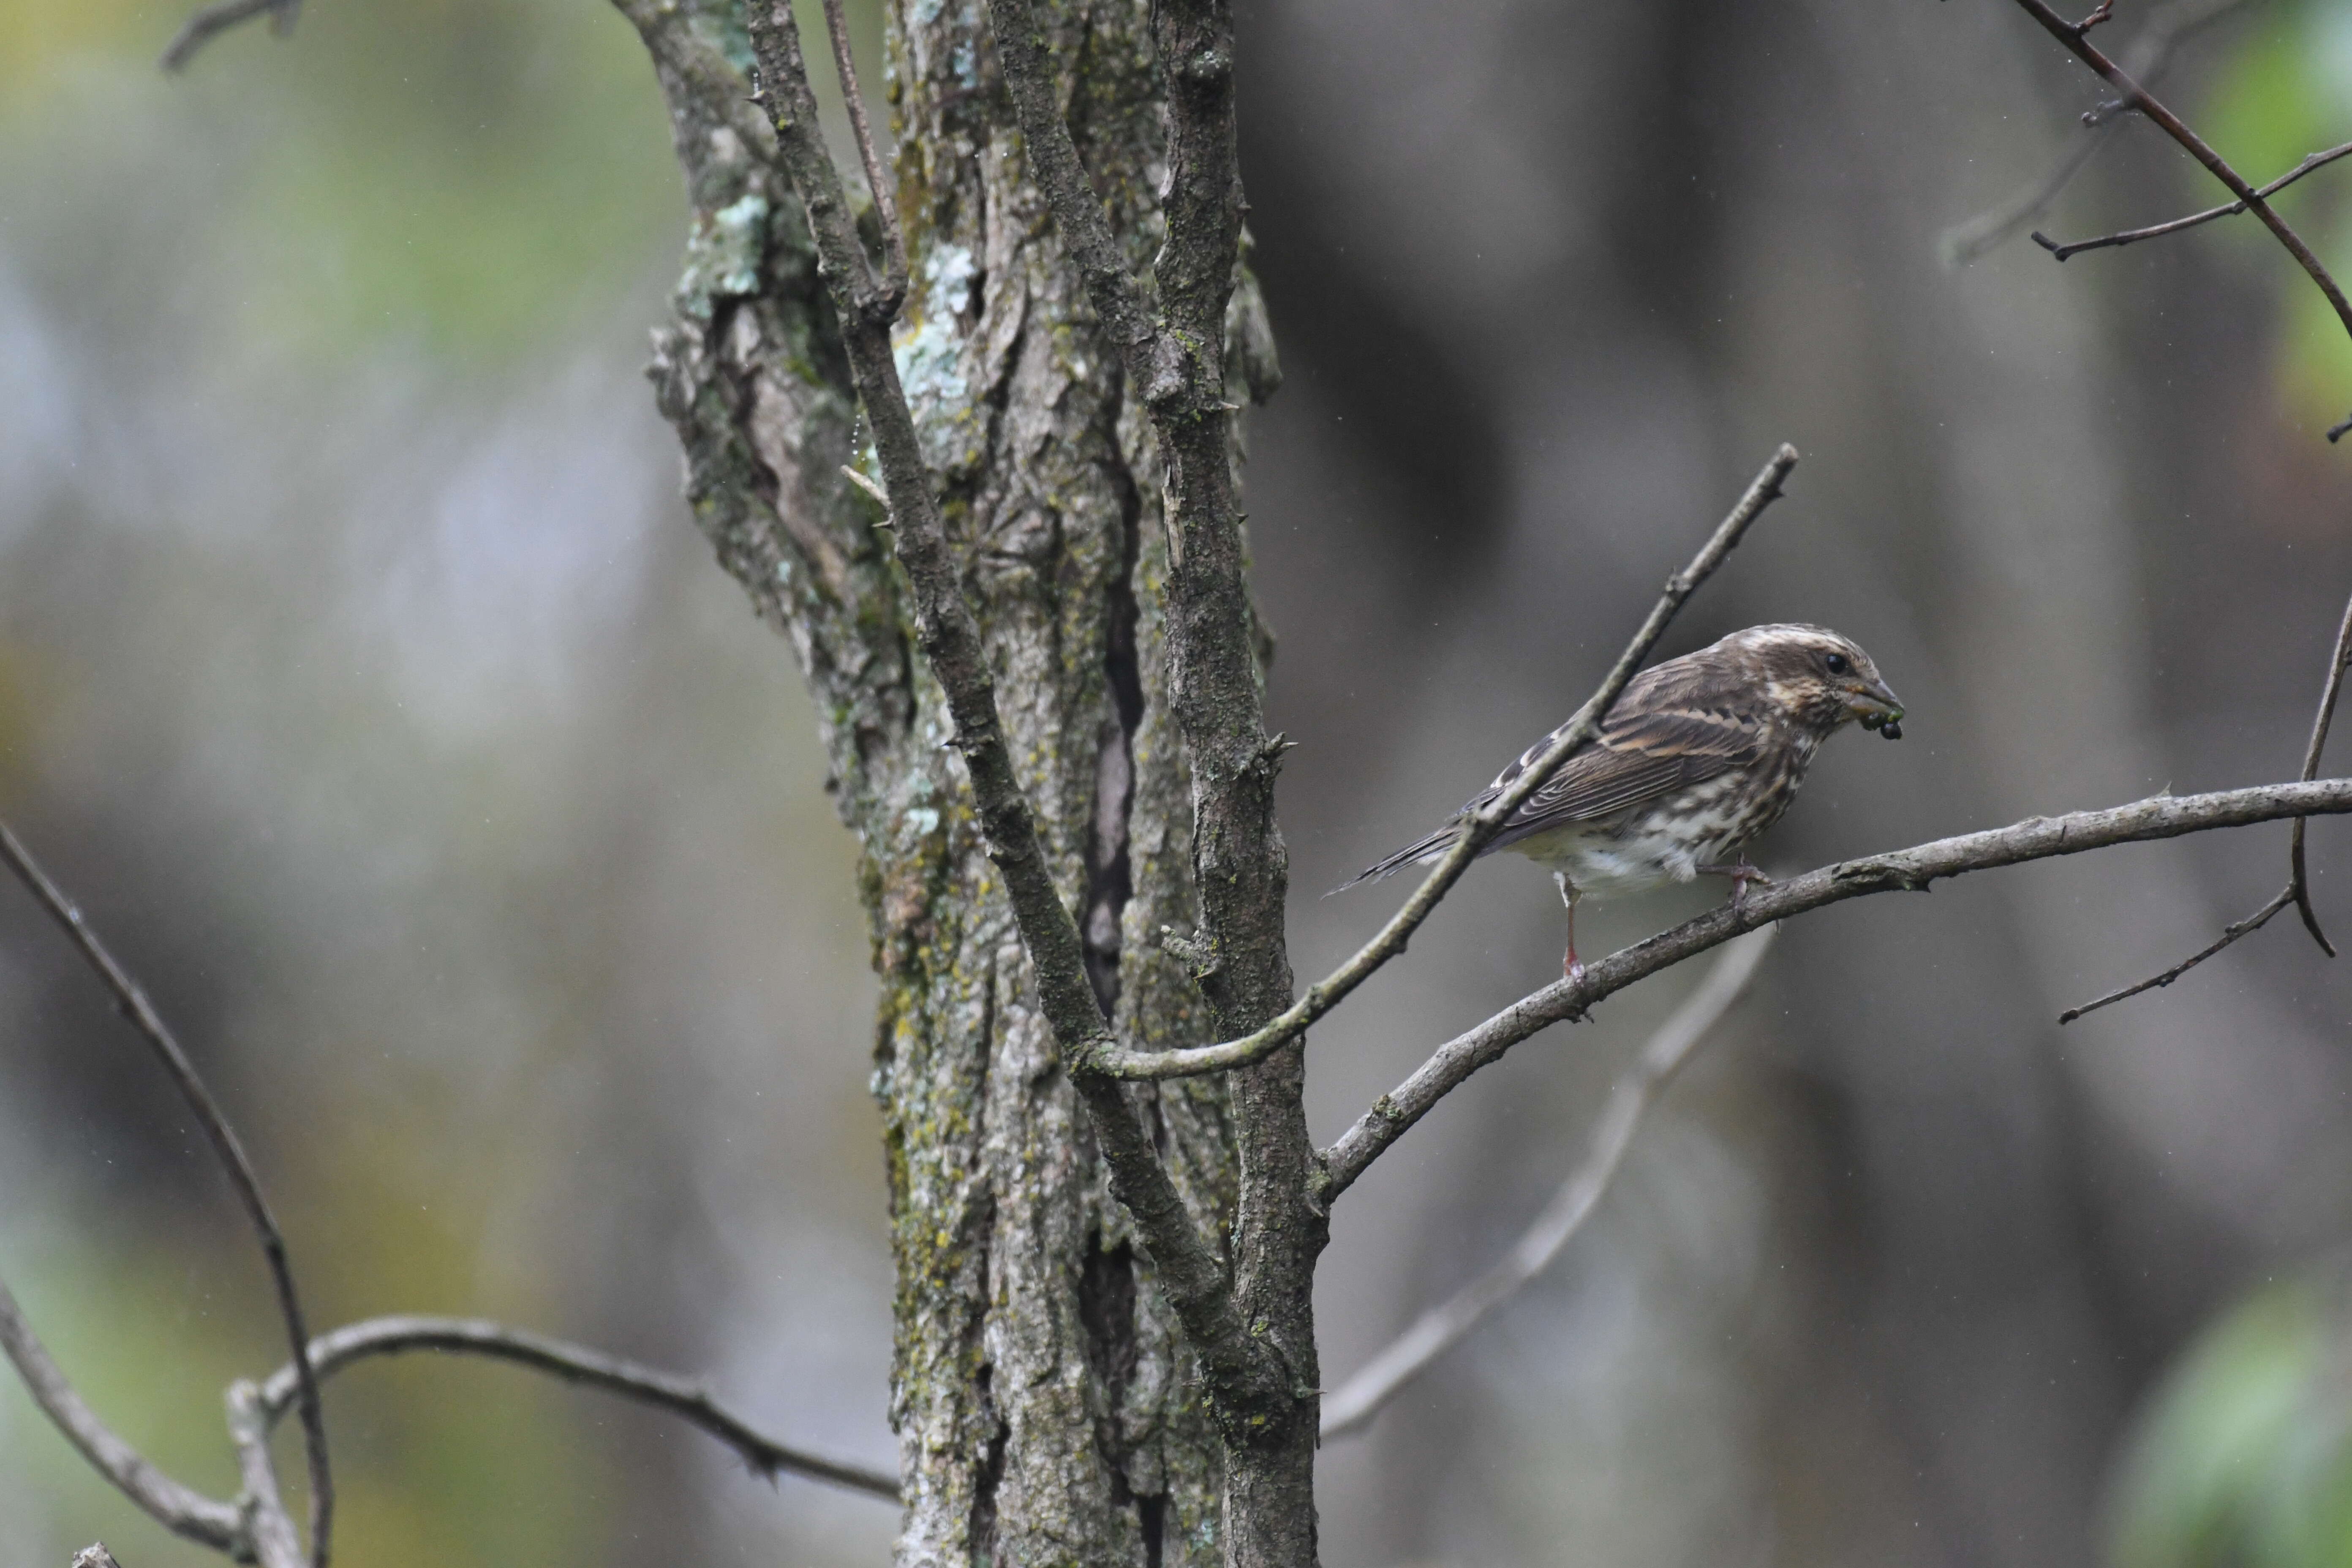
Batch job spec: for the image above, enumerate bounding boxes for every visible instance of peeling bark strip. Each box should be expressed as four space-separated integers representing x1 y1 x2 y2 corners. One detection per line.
617 0 1276 1560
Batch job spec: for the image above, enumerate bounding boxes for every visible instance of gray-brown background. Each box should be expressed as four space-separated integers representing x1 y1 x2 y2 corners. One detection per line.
3 0 2349 1564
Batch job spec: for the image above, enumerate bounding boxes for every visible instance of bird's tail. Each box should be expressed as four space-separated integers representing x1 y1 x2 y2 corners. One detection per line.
1328 822 1462 895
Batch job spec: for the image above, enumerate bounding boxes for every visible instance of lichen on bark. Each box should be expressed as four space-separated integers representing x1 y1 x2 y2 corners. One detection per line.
617 0 1277 1560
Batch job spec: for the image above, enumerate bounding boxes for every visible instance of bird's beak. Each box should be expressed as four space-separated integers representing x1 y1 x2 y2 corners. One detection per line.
1848 679 1905 739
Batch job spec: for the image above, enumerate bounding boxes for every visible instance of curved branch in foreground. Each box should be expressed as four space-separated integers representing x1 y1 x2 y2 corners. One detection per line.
255 1314 901 1501
1320 928 1775 1440
1318 776 2352 1200
1092 444 1800 1083
0 1273 245 1554
0 822 332 1567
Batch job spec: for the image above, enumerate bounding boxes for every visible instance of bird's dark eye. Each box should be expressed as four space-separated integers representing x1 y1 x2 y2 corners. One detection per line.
1824 651 1851 675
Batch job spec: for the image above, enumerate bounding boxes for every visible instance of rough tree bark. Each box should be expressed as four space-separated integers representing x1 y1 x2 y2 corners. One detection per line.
618 2 1278 1561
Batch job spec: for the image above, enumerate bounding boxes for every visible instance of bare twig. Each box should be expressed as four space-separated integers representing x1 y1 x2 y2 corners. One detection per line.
159 0 298 73
819 0 906 311
2059 884 2294 1022
1318 776 2352 1200
1092 444 1801 1082
1320 928 1775 1440
1943 0 2256 265
2006 0 2352 354
2061 585 2352 1018
2031 142 2352 260
0 1274 245 1554
72 1547 125 1568
226 1381 305 1568
254 1314 900 1500
0 822 332 1566
739 0 1285 1429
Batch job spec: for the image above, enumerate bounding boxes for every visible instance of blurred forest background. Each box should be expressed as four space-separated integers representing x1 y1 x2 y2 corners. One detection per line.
6 0 2352 1564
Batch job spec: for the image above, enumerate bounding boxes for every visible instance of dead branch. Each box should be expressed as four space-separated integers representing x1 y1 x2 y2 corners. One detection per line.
0 822 332 1566
160 0 298 74
226 1382 304 1568
1319 776 2352 1200
1319 928 1775 1440
0 1275 245 1554
2004 0 2352 380
254 1314 899 1499
818 0 906 310
1942 0 2257 264
2032 142 2352 260
1094 446 1799 1081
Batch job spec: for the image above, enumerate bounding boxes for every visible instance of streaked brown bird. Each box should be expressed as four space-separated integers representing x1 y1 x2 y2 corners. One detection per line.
1342 623 1904 976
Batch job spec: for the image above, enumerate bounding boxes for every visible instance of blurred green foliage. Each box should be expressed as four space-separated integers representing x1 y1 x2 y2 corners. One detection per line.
2109 1271 2352 1568
2203 0 2352 418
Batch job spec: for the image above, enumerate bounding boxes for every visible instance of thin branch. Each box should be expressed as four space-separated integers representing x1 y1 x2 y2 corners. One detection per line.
253 1314 900 1500
2059 883 2294 1022
1319 928 1775 1440
2006 0 2352 353
1092 444 1801 1082
607 0 783 172
2285 585 2352 947
740 1 1284 1426
159 0 298 74
0 1273 245 1554
0 823 332 1567
1943 0 2257 265
1317 776 2352 1200
819 0 907 312
226 1382 304 1568
2061 583 2352 1017
2031 142 2352 260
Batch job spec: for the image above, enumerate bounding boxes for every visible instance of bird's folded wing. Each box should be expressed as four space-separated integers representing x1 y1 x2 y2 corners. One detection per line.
1489 704 1765 841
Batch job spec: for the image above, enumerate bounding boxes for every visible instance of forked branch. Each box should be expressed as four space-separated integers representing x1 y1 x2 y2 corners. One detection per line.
0 822 332 1567
1942 0 2257 265
2032 142 2352 260
2062 575 2352 1019
1320 776 2352 1198
0 1275 244 1554
1320 928 1775 1439
1092 446 1799 1081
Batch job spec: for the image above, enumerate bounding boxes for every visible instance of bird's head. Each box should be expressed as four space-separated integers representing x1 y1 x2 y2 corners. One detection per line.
1729 623 1905 740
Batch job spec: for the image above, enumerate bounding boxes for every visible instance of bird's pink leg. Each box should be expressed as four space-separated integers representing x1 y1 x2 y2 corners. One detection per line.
1697 854 1773 912
1554 872 1584 980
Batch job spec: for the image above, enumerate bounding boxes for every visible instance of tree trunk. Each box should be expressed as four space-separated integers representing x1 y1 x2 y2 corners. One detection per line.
621 1 1279 1560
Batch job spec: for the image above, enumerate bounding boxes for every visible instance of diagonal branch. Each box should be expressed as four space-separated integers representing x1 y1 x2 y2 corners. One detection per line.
740 0 1283 1426
1090 446 1799 1081
1942 0 2256 265
1318 776 2352 1200
818 0 907 311
0 822 333 1568
0 1272 246 1554
2061 581 2352 1019
254 1314 899 1499
2005 0 2352 358
160 0 299 74
2031 142 2352 260
1319 928 1775 1440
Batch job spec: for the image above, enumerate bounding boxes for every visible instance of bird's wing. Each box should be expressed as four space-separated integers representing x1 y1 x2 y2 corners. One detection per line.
1484 701 1766 848
1335 665 1769 889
